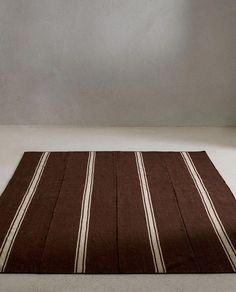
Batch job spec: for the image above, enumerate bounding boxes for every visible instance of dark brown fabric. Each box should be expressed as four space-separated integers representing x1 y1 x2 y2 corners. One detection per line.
163 152 233 272
142 153 198 272
0 152 42 247
189 152 236 248
40 152 88 273
0 151 235 274
117 152 155 273
4 153 68 273
86 152 118 273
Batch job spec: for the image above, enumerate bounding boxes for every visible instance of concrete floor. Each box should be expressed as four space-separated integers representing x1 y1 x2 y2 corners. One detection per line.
0 126 236 292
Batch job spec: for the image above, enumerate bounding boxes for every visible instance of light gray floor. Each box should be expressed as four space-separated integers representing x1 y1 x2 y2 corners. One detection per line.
0 126 235 292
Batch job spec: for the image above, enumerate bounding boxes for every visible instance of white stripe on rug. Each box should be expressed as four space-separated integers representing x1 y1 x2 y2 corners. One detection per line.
135 151 166 273
74 151 96 273
0 152 50 272
181 151 236 271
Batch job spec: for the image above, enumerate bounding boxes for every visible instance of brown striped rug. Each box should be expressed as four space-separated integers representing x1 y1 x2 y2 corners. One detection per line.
0 151 235 274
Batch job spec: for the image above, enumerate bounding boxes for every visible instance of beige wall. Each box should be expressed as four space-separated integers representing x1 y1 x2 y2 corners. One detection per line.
0 0 235 126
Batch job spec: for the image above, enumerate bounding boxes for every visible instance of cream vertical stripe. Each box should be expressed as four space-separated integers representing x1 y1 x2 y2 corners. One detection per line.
0 152 50 272
74 152 96 273
135 152 166 273
181 152 236 271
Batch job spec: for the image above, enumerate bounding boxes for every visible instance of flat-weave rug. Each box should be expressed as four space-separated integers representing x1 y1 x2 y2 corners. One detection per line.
0 151 235 274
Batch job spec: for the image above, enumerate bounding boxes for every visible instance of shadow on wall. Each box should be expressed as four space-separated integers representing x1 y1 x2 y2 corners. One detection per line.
0 0 235 126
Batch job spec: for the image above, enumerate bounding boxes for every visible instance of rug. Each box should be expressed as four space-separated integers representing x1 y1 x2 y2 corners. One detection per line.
0 151 235 273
